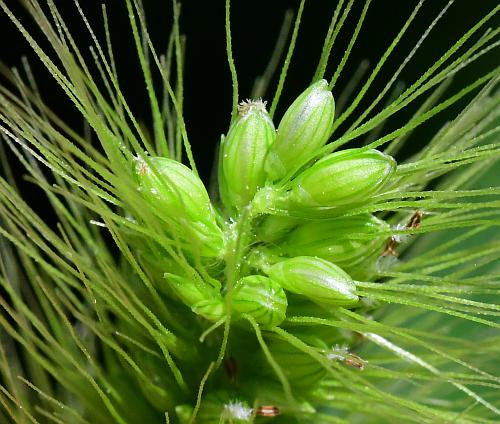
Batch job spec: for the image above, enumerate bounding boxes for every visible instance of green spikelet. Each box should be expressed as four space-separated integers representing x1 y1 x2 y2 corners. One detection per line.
135 156 225 256
231 275 287 328
282 148 396 212
267 256 359 306
219 99 275 210
265 79 335 181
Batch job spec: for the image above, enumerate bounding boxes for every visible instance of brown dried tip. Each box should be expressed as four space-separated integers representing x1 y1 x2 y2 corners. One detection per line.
224 357 238 384
382 239 398 257
256 405 280 417
382 210 423 257
344 353 365 370
407 210 423 229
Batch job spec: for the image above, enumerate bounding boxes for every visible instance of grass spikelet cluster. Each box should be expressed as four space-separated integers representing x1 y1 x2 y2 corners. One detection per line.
0 1 499 423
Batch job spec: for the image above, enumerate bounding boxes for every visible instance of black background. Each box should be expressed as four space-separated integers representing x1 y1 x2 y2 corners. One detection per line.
0 0 498 182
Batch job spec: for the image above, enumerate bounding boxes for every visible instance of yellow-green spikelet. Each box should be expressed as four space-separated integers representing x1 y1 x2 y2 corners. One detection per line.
265 79 335 181
219 99 275 210
230 275 287 328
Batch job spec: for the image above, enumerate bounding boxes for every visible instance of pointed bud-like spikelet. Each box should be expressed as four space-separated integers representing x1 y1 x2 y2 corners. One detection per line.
280 214 390 271
231 275 287 328
281 148 395 214
164 273 219 307
164 273 225 321
192 298 226 322
267 256 358 306
219 99 275 209
135 157 210 221
186 219 225 257
265 79 335 181
135 156 225 256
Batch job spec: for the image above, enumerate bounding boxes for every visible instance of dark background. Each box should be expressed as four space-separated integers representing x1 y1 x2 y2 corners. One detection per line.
0 0 498 182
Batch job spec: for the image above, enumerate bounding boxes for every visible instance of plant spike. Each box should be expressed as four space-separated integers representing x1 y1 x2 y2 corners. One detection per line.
0 1 499 423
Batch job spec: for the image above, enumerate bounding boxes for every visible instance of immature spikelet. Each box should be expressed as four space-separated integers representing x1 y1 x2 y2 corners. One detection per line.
267 256 359 306
164 273 223 312
191 297 227 322
219 99 275 210
265 79 335 180
135 156 211 221
283 148 396 212
230 275 287 328
135 156 225 255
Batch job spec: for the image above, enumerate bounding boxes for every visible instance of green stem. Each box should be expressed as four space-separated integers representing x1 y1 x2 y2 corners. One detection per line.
223 204 255 293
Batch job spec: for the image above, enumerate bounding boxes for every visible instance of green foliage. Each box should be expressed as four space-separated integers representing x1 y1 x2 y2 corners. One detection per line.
0 1 499 423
